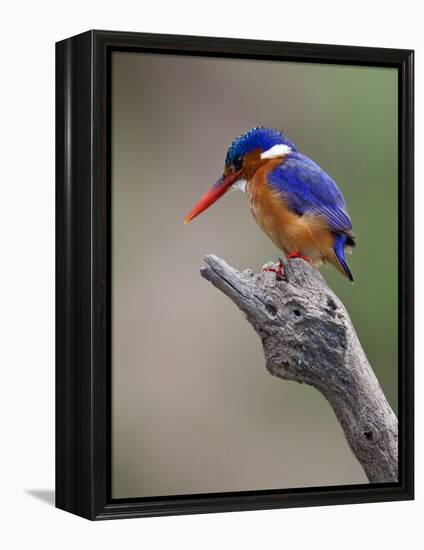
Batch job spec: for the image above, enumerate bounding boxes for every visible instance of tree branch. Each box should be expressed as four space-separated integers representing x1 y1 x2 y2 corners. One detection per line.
200 254 398 483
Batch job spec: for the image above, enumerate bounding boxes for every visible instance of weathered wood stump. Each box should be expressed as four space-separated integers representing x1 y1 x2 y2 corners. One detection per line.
200 254 398 483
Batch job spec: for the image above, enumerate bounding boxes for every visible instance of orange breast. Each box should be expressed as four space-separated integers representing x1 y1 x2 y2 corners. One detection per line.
246 160 336 264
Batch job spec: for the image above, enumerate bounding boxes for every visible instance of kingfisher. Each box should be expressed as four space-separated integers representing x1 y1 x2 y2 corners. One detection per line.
184 127 355 281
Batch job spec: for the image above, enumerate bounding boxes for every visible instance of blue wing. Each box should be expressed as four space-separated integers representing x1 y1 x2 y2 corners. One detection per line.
268 152 353 236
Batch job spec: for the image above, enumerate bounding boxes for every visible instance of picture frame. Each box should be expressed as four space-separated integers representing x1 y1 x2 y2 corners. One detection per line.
56 30 414 520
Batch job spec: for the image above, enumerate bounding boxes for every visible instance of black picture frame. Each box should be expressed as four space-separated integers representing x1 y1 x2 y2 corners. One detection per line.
56 30 414 520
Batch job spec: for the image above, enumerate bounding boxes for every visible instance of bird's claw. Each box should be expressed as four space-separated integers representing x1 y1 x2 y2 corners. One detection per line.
262 258 287 281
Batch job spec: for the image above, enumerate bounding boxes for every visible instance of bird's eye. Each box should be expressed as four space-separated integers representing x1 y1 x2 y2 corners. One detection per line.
233 157 242 171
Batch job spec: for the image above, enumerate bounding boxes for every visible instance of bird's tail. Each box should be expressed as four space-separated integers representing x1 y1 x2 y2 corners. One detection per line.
333 234 354 282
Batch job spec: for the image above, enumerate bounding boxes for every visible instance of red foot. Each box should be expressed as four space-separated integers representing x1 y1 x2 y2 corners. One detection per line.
286 250 312 263
262 258 287 281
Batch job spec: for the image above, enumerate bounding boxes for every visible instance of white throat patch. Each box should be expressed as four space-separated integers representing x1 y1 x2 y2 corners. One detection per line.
232 178 247 193
260 144 292 159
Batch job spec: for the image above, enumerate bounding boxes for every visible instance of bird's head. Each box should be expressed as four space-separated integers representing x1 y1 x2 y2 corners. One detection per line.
184 127 296 223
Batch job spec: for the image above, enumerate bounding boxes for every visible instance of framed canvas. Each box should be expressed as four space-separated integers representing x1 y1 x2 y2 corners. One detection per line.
56 30 414 520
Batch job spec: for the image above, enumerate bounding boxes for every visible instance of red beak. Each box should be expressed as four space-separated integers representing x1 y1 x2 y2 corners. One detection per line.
184 170 242 224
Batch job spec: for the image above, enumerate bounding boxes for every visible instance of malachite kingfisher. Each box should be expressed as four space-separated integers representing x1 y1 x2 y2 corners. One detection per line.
184 127 355 281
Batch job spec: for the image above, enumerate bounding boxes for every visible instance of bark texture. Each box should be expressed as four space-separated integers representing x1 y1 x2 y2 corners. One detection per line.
200 254 398 483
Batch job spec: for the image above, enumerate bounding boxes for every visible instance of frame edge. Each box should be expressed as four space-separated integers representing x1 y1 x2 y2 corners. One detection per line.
56 30 97 520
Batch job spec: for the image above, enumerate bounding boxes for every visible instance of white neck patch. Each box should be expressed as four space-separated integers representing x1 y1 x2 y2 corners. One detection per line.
260 144 292 159
232 178 247 193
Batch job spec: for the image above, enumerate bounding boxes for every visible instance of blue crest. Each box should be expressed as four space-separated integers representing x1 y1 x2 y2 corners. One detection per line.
225 127 297 167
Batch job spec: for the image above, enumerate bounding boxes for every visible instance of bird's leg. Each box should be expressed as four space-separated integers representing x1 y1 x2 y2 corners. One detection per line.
287 250 313 263
275 257 286 280
262 257 287 281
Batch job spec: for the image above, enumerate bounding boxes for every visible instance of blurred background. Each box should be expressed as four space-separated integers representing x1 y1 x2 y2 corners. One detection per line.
111 52 398 498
